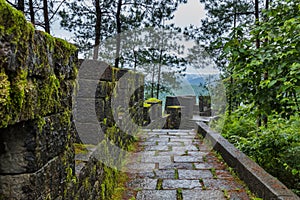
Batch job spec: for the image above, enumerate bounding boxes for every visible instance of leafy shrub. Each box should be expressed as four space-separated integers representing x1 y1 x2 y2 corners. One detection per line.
213 110 300 195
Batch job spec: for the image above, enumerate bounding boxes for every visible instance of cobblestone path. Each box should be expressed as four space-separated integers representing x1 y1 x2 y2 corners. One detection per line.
123 129 252 200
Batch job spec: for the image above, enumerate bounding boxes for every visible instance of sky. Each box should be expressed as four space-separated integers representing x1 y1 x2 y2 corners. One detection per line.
52 0 206 39
51 0 218 75
172 0 206 28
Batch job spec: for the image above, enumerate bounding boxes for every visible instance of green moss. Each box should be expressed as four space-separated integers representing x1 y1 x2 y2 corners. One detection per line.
73 143 89 154
0 71 11 127
36 116 46 133
55 37 77 54
0 0 78 128
143 103 151 108
101 165 119 200
11 69 28 110
167 105 181 109
38 74 61 116
103 118 107 125
0 0 34 45
145 98 162 104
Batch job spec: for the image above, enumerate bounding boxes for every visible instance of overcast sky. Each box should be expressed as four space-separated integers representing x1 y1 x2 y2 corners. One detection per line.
52 0 206 39
172 0 206 28
51 0 218 74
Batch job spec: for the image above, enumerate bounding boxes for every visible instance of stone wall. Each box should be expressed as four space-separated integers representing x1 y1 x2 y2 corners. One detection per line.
0 1 144 199
0 1 77 199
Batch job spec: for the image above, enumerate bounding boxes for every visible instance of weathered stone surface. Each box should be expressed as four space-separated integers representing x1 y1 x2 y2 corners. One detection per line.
203 178 243 191
194 163 215 170
126 163 156 172
0 149 74 200
126 178 157 190
182 190 226 200
0 112 72 174
154 170 175 179
178 170 213 179
172 145 199 152
161 163 194 170
144 145 169 151
0 3 77 129
157 151 184 156
174 156 203 163
141 156 171 163
162 179 201 189
136 190 177 200
124 129 254 199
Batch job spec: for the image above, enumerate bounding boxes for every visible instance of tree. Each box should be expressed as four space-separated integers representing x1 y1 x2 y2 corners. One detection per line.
6 0 66 33
43 0 50 33
59 0 187 64
223 0 300 120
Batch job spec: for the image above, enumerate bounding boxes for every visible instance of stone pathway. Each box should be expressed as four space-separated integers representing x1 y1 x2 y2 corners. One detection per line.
123 129 252 200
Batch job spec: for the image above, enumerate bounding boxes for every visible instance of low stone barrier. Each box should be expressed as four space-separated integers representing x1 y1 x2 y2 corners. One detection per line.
196 122 299 200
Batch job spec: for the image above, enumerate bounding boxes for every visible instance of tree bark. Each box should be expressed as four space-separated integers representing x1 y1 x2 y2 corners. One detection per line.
17 0 24 12
156 49 163 99
262 0 269 127
93 0 102 60
254 0 262 127
29 0 35 25
114 0 122 68
43 0 50 34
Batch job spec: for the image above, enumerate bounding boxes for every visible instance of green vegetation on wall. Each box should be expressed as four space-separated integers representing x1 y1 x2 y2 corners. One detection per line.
0 0 77 128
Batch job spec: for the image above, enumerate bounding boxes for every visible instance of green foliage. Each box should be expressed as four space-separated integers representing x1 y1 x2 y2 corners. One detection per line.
215 111 300 195
205 1 300 194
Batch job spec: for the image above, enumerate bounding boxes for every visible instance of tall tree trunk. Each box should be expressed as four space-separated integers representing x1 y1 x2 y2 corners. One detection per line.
17 0 24 12
43 0 50 34
255 0 262 127
151 62 156 98
262 0 269 127
255 0 260 48
29 0 35 25
115 0 122 68
93 0 102 60
156 49 163 99
229 5 237 116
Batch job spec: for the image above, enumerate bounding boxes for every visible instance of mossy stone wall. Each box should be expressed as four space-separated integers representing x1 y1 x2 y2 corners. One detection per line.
0 1 145 199
0 1 77 199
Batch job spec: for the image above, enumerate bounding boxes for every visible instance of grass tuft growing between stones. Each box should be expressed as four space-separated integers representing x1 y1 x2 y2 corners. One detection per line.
176 188 183 200
156 179 163 190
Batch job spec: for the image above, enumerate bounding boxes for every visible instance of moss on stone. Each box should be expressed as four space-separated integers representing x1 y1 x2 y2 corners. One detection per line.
145 98 162 104
74 143 89 155
167 105 181 109
0 0 78 128
143 103 151 108
0 70 11 127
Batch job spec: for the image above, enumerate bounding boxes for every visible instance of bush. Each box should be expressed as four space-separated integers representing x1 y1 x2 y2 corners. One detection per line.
213 110 300 195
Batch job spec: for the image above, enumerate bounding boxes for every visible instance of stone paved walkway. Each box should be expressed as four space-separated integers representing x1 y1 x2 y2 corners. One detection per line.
123 129 252 200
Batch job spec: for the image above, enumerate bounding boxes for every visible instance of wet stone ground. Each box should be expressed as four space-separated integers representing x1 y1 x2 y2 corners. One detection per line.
123 129 252 200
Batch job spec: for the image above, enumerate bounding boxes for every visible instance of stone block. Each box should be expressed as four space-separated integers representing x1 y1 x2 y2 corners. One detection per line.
0 112 72 174
136 190 177 200
182 190 226 200
78 60 109 80
162 179 201 189
0 149 74 200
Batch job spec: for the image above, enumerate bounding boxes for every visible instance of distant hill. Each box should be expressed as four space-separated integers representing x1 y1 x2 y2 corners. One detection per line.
157 73 219 110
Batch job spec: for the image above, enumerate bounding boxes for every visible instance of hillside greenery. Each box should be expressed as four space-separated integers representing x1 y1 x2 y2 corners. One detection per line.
204 0 300 195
